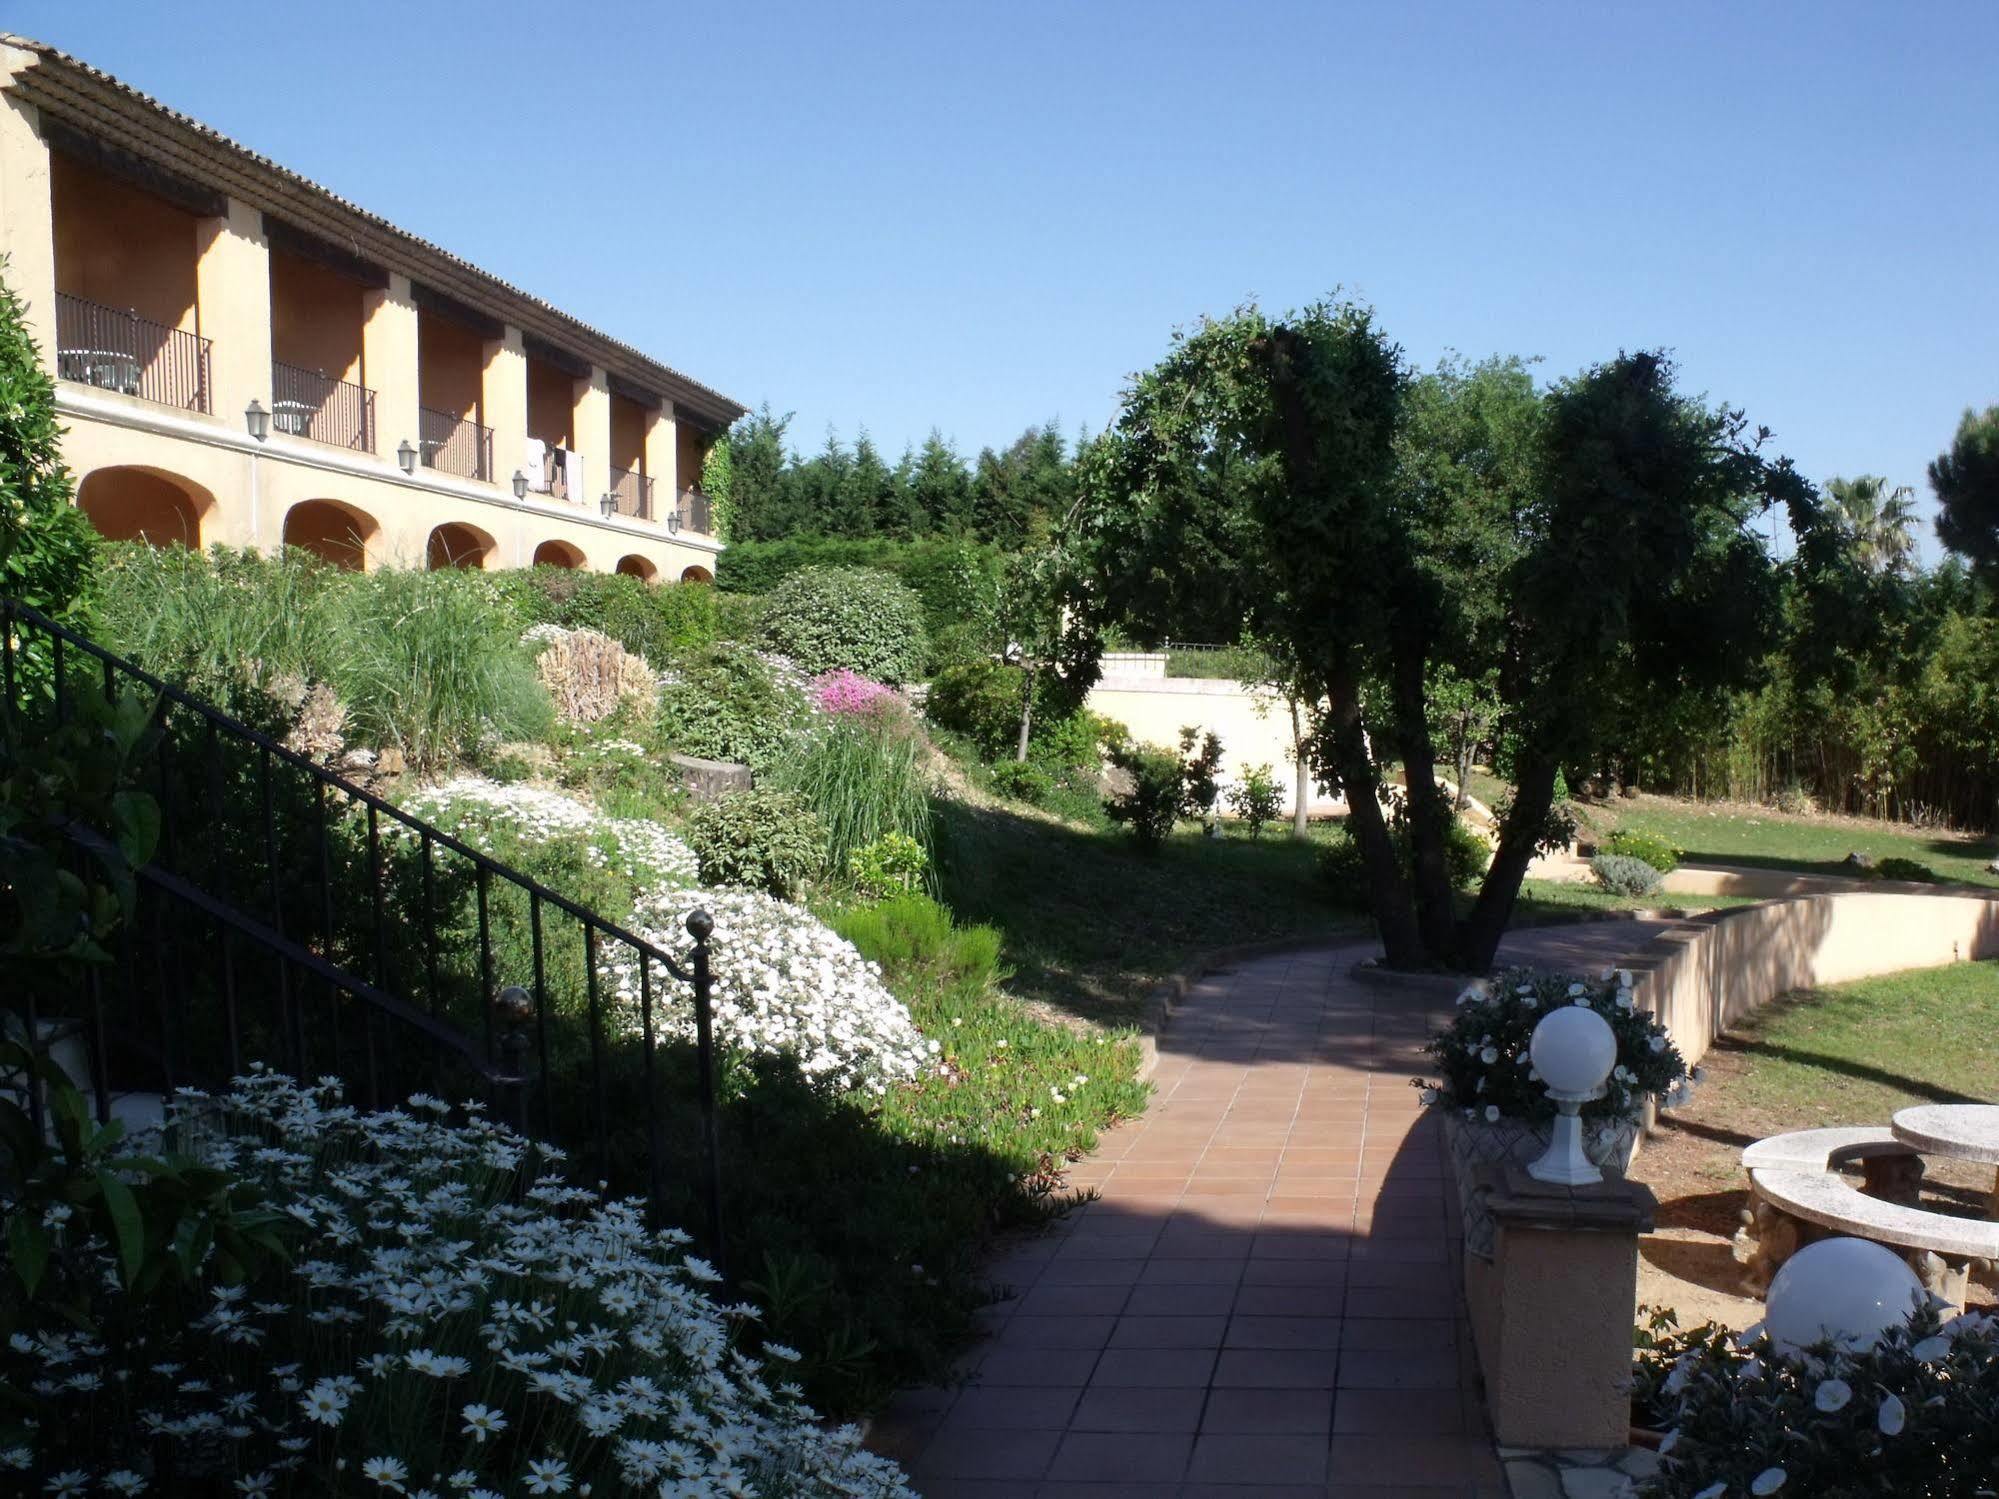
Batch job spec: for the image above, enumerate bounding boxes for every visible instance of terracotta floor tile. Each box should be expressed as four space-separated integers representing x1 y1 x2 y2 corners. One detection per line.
1248 1232 1352 1261
1335 1348 1461 1390
1338 1318 1459 1352
1331 1387 1471 1435
941 1385 1084 1431
973 1347 1105 1386
1224 1315 1343 1349
999 1316 1118 1351
1015 1283 1133 1318
1089 1346 1219 1387
1044 1431 1193 1484
1240 1256 1349 1288
1039 1259 1150 1287
1123 1282 1237 1317
1209 1347 1340 1388
1069 1385 1208 1432
1104 1314 1229 1349
1234 1283 1344 1318
1186 1431 1331 1485
1326 1433 1504 1487
1199 1385 1333 1435
914 1426 1063 1480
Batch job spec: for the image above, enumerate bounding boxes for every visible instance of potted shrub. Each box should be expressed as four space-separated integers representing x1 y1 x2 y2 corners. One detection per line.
1416 965 1689 1258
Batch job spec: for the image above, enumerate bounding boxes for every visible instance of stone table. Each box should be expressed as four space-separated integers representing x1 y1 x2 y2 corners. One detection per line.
1892 1104 1999 1215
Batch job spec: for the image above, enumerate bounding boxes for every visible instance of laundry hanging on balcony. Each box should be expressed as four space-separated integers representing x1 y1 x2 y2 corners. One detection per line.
522 437 549 493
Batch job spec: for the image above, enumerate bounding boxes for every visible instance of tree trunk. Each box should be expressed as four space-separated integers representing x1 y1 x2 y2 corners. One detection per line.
1327 660 1423 967
1014 663 1036 762
1388 636 1462 964
1458 753 1561 971
1290 695 1311 839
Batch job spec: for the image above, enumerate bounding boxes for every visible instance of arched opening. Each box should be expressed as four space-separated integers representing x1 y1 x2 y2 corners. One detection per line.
77 465 209 547
679 564 714 585
532 539 585 570
426 522 496 571
283 499 378 572
615 554 658 583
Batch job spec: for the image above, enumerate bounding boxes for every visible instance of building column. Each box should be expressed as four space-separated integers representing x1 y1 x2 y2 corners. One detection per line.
484 325 528 490
194 197 271 433
364 272 420 473
645 400 679 519
0 65 57 372
573 365 611 508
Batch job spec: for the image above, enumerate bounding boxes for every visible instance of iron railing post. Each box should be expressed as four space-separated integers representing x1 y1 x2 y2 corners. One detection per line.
687 907 725 1270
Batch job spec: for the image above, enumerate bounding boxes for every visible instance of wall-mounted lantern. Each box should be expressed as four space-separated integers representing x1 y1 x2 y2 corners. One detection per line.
244 399 270 442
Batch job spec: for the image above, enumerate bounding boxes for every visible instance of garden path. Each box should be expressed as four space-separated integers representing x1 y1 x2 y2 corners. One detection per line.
877 920 1669 1498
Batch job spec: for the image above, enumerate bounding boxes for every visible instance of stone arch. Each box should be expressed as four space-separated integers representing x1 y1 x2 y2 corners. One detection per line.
426 521 497 571
615 554 658 583
679 564 714 584
532 539 585 570
76 465 211 548
282 498 379 572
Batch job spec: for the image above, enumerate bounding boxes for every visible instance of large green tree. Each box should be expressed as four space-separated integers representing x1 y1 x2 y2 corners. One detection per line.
1073 299 1810 970
1933 405 1999 577
0 266 95 629
1827 474 1919 576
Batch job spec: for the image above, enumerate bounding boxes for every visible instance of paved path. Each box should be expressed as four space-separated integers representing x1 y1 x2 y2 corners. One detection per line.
879 922 1668 1498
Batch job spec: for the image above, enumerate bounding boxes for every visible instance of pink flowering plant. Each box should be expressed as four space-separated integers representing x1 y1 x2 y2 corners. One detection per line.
1415 965 1689 1125
811 669 898 718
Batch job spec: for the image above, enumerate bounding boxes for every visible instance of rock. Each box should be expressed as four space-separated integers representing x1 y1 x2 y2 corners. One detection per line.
338 748 377 772
375 746 406 777
1843 851 1875 871
670 753 752 803
1505 1460 1565 1499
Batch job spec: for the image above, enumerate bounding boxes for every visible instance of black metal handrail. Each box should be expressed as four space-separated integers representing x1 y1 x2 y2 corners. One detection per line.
608 466 653 519
677 487 714 535
54 292 212 413
272 359 377 452
420 405 495 482
0 597 726 1260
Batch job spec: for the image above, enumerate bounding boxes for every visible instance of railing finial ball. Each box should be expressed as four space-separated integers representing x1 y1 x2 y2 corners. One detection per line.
495 984 533 1023
685 908 714 942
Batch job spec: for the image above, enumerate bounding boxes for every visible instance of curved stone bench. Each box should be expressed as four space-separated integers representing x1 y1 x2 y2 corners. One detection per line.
1735 1127 1998 1306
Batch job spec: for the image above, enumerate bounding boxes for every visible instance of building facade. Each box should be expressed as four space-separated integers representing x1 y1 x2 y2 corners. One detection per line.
0 36 743 582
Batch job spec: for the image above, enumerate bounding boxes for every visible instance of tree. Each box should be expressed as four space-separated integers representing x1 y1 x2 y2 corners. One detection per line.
1827 474 1918 576
1933 405 1999 577
902 431 974 536
723 405 796 542
994 534 1098 760
972 424 1073 546
1073 298 1808 970
0 264 95 630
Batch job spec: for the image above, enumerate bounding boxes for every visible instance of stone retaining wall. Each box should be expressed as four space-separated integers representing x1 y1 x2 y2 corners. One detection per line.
1620 891 1999 1069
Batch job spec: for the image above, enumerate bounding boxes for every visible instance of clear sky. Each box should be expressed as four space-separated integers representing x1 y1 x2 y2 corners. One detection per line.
14 2 1995 553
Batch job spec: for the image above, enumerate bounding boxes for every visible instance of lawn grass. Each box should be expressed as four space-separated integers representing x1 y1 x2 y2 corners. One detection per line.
1712 960 1999 1126
1512 878 1764 919
1608 796 1999 888
935 798 1363 1026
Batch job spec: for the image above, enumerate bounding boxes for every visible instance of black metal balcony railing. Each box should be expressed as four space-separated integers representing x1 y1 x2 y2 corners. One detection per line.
419 405 495 482
608 466 653 520
677 488 714 535
272 360 376 453
54 292 212 414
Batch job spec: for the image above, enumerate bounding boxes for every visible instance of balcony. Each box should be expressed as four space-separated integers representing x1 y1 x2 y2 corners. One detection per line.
272 361 376 452
676 488 714 535
419 405 494 482
54 293 211 413
607 466 653 520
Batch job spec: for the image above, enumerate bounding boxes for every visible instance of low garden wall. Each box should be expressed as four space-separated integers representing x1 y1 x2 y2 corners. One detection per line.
1621 890 1999 1069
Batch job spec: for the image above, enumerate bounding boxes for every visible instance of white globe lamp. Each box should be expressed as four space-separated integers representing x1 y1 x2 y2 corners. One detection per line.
1765 1237 1923 1354
1525 1005 1619 1185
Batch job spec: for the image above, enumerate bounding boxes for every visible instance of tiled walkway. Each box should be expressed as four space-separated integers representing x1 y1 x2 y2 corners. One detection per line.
879 925 1665 1498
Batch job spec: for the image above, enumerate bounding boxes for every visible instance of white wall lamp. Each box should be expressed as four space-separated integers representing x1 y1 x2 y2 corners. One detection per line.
396 439 417 476
511 470 529 501
244 399 270 442
599 492 618 518
1525 1005 1618 1185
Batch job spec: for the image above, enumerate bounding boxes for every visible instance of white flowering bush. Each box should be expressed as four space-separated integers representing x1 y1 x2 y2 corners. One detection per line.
1417 966 1689 1125
400 777 699 893
610 889 937 1095
1640 1302 1999 1496
0 1070 914 1497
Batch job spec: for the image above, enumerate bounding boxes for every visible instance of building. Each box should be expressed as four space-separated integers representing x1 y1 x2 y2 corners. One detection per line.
0 36 743 582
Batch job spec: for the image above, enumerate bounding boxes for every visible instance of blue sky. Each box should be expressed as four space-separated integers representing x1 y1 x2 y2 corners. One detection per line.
17 2 1995 554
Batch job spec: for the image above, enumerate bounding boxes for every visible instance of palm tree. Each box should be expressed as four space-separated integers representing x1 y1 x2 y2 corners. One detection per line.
1826 474 1919 574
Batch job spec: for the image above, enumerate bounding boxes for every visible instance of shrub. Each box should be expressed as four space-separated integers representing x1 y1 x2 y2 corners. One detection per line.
1592 851 1666 897
768 711 934 878
1642 1300 1999 1497
1178 725 1225 821
926 659 1026 757
1874 855 1938 883
657 642 810 771
1103 742 1185 853
759 565 928 683
0 262 96 636
686 788 827 897
1421 966 1688 1126
812 667 898 716
831 891 1004 1003
489 567 717 661
1227 763 1285 838
1319 816 1490 906
848 830 931 900
0 1069 917 1496
1607 828 1682 873
990 758 1054 804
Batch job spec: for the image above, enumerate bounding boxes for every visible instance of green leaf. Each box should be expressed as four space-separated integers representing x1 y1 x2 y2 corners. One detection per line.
7 1214 47 1297
92 1168 144 1287
110 790 160 866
